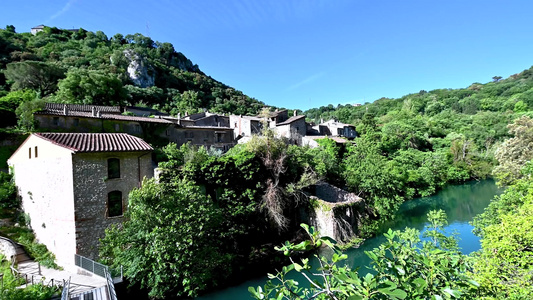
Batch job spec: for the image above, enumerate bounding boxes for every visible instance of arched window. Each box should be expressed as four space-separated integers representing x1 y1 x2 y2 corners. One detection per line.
108 191 123 217
107 158 120 179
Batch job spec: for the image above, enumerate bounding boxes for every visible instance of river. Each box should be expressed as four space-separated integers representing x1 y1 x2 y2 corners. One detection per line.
199 179 502 299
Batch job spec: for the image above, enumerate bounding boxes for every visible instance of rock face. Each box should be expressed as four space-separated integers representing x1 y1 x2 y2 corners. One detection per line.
123 49 155 88
304 182 369 242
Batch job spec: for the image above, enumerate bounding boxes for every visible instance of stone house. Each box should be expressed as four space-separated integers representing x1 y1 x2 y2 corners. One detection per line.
34 103 236 150
229 115 264 139
274 114 307 142
230 110 306 143
8 133 153 269
314 119 357 138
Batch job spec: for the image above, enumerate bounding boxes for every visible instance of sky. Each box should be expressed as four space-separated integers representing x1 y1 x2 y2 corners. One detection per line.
2 0 533 110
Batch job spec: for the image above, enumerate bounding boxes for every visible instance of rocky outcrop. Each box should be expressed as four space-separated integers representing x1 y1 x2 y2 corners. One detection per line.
123 49 155 88
303 182 370 242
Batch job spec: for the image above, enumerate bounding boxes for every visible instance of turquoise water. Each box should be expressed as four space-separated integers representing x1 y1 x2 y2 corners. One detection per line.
199 179 502 299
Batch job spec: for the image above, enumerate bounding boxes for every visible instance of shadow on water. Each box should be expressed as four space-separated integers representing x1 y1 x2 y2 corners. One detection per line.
198 179 502 299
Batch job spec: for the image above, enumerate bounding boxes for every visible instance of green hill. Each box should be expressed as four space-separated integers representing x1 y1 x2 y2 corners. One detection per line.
0 25 265 119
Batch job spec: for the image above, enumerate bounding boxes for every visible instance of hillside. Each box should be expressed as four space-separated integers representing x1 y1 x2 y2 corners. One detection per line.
0 25 265 122
305 66 533 152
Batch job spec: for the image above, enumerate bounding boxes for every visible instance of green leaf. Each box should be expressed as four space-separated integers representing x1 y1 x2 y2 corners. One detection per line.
294 263 303 272
442 287 462 298
380 288 407 299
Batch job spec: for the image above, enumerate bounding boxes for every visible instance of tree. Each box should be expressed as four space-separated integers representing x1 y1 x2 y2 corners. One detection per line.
492 116 533 185
100 178 230 298
55 68 126 105
4 61 65 96
492 76 502 82
251 212 478 300
15 98 45 131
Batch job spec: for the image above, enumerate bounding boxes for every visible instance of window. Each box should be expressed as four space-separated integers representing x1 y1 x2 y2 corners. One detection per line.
34 146 38 158
28 148 31 159
53 117 59 126
215 132 224 143
107 158 120 179
73 118 79 126
107 191 123 217
134 124 141 133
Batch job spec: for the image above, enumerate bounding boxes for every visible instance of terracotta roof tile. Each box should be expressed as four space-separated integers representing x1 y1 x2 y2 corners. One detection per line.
35 133 153 153
36 110 174 124
45 103 122 114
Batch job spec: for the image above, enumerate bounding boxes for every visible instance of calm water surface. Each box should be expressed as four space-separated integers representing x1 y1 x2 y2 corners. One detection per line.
199 179 502 299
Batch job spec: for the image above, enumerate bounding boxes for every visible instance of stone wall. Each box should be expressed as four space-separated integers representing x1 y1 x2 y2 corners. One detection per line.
315 182 362 203
0 237 16 261
72 151 154 260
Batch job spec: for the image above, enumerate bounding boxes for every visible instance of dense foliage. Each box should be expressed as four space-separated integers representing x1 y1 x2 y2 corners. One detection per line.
251 211 478 300
251 111 533 299
0 25 265 126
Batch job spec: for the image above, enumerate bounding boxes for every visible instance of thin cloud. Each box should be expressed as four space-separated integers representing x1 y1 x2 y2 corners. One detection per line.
286 72 326 91
46 0 78 23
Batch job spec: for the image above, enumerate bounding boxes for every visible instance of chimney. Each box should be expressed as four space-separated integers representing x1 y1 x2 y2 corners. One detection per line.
96 110 101 118
63 104 68 116
293 110 297 117
92 106 96 117
320 118 324 124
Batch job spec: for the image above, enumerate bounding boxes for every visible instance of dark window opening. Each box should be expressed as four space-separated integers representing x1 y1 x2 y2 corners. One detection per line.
53 117 59 126
73 118 79 126
34 146 38 158
215 133 224 143
107 158 120 179
107 191 123 217
28 148 31 159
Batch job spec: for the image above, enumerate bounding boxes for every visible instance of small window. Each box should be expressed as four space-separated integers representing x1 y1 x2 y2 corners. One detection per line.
34 146 38 158
73 118 79 126
115 124 120 131
28 148 31 159
215 132 224 143
107 158 120 179
53 117 59 126
107 191 123 217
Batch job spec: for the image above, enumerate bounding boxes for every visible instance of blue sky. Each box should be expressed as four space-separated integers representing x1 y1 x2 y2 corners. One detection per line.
2 0 533 110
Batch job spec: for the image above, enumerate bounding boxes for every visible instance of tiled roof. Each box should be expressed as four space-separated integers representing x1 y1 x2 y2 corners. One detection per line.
45 103 122 114
35 133 153 153
36 110 174 124
178 126 233 130
276 115 306 126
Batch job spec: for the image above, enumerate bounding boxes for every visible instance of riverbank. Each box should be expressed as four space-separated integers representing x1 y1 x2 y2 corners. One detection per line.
198 179 501 299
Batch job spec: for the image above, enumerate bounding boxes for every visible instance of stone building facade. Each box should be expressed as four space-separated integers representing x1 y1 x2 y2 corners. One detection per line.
8 133 153 269
34 103 236 150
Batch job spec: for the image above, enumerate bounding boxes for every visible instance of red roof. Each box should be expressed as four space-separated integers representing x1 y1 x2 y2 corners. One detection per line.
35 133 153 153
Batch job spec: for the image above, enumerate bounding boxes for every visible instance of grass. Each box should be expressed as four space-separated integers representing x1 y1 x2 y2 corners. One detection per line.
0 222 60 269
